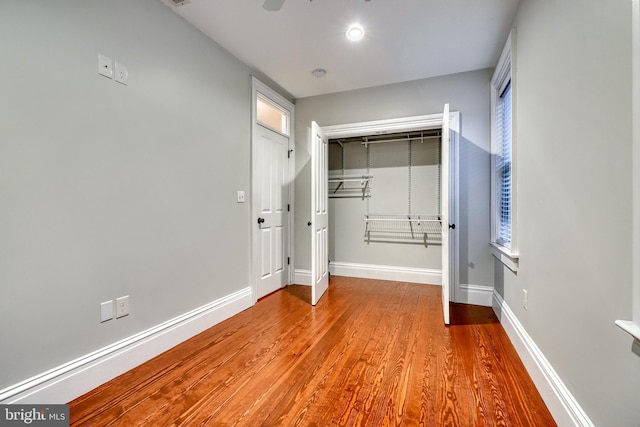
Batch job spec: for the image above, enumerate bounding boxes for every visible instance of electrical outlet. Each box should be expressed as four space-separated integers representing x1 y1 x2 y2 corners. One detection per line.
236 190 245 203
114 61 128 85
116 295 130 318
523 289 528 311
98 54 113 79
100 300 114 322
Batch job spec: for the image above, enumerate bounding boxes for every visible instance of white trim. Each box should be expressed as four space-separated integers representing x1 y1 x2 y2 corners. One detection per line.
492 291 594 427
323 114 445 139
492 36 512 95
490 28 518 266
616 0 640 342
490 242 519 272
294 269 312 286
614 320 640 341
321 111 461 303
455 284 493 307
0 287 253 404
329 261 441 285
251 77 296 303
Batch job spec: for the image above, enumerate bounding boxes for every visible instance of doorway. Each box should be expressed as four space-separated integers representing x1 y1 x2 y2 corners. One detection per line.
317 110 460 322
251 77 295 302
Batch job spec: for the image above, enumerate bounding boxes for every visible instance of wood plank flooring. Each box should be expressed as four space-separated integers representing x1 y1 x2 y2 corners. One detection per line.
69 276 556 426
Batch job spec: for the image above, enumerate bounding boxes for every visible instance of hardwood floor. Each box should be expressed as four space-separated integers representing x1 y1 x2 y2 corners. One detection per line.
69 276 556 426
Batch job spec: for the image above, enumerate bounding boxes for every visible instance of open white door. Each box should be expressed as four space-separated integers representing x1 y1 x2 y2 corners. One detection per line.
441 104 451 325
311 121 329 305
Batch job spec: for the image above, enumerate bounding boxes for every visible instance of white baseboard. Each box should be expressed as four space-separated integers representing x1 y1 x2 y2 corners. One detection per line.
492 291 594 427
294 269 312 286
0 286 253 405
302 264 491 307
329 261 441 285
456 284 493 307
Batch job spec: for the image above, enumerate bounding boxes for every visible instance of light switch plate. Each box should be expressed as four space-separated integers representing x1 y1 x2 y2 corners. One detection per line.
100 300 114 322
236 190 245 203
98 54 113 79
114 61 128 85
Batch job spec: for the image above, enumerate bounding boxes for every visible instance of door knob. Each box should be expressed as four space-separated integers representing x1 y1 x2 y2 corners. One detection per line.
257 217 265 224
307 221 312 226
449 223 456 229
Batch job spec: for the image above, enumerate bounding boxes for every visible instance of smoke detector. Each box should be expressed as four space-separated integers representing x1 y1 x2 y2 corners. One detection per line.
312 68 327 78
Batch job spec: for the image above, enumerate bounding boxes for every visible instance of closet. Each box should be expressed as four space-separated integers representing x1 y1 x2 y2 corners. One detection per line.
327 128 444 275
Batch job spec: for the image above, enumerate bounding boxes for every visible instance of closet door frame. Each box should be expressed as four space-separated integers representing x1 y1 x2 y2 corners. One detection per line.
322 112 460 304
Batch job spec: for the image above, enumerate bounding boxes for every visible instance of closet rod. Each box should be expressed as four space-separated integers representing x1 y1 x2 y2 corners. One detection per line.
361 135 440 146
328 175 373 182
364 217 441 223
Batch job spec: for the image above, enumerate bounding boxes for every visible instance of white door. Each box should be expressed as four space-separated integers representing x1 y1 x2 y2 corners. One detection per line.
441 104 452 325
256 126 289 299
311 121 329 305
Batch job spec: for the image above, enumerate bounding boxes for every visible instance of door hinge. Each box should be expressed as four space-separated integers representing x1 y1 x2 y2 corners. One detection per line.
287 204 290 212
288 149 293 158
287 257 290 265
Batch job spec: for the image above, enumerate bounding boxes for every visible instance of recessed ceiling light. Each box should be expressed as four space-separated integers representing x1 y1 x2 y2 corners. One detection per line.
346 23 365 42
312 68 327 78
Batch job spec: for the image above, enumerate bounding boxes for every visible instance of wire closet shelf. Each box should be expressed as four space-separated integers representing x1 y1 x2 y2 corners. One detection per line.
328 175 372 199
329 128 443 246
364 214 442 245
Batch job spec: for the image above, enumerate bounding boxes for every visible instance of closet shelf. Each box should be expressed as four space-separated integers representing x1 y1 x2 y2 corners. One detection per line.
329 175 372 199
364 214 442 245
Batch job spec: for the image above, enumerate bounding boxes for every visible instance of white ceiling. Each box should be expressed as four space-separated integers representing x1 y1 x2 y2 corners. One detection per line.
161 0 520 99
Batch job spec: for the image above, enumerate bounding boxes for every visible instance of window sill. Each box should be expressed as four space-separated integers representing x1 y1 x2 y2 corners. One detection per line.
490 242 519 272
615 320 640 342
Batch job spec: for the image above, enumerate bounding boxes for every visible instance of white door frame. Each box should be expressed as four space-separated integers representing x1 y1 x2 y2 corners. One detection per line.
250 77 295 304
322 112 460 303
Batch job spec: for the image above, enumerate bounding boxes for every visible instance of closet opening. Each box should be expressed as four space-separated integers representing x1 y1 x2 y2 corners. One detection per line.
314 109 459 323
330 128 443 246
327 126 445 285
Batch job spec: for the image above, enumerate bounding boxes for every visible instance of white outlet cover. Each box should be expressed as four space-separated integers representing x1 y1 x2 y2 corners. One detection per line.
100 300 114 323
236 190 245 203
114 61 128 85
116 295 130 318
98 54 113 79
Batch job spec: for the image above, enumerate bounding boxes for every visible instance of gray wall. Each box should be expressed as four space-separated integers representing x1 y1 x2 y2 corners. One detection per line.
4 1 634 423
295 69 495 290
0 0 254 389
495 0 640 425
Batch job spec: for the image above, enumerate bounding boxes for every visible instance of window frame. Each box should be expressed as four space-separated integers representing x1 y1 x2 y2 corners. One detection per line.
490 29 519 272
256 91 290 137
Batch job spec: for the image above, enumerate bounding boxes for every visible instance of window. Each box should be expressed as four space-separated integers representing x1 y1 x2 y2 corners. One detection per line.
257 93 289 136
496 82 512 246
490 29 519 271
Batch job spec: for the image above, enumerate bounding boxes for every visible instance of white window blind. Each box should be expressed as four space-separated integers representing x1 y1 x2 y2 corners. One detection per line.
496 81 512 246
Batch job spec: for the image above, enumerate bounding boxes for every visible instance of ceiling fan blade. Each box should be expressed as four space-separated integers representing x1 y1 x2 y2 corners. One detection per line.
263 0 285 12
